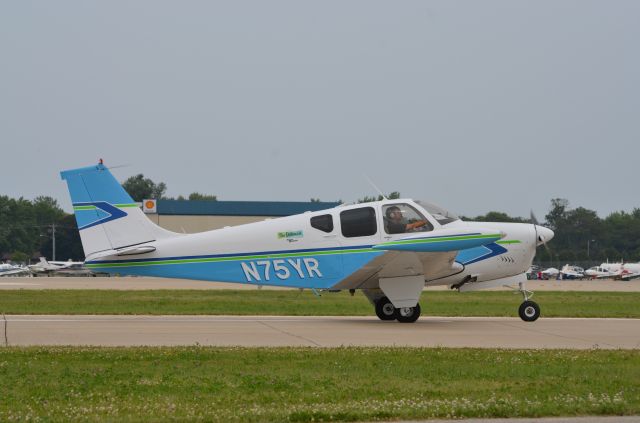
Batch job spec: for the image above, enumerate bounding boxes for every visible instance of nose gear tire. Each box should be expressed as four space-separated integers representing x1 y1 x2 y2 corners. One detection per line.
519 300 540 322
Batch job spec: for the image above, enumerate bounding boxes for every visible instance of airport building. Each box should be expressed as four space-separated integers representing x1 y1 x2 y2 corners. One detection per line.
143 199 341 233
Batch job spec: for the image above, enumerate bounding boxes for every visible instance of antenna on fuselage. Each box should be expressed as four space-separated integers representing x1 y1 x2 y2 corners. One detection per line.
363 173 387 200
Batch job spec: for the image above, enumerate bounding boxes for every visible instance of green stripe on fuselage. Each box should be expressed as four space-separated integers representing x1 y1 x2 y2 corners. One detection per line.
378 233 502 248
85 248 376 269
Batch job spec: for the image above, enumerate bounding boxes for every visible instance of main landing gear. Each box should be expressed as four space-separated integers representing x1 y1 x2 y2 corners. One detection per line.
375 296 421 323
517 282 540 322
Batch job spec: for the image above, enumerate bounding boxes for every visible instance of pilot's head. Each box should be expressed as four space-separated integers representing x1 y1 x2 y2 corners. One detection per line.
386 206 402 222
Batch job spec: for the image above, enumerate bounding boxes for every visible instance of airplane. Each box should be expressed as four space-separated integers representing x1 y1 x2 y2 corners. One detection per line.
60 161 554 323
540 267 559 279
559 264 585 280
584 265 617 279
0 262 30 277
600 262 640 281
29 257 89 276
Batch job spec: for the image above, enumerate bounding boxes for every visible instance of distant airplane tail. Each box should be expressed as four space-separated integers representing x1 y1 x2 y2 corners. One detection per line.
60 161 175 259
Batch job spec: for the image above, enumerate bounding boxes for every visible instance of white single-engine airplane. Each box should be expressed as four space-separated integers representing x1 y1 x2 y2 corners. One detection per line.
29 257 88 276
61 161 554 322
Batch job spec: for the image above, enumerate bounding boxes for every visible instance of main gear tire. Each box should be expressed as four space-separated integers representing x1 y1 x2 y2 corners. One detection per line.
375 296 396 321
394 303 421 323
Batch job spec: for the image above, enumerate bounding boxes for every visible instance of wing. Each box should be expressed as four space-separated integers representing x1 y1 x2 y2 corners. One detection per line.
332 228 504 290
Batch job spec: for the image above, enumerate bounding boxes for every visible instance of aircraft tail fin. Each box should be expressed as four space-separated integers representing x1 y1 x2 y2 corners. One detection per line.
60 161 175 259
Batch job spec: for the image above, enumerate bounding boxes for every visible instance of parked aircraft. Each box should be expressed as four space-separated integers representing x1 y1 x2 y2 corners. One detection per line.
29 257 88 276
61 161 554 322
597 262 640 281
0 263 30 277
585 265 617 279
540 267 559 279
560 264 585 280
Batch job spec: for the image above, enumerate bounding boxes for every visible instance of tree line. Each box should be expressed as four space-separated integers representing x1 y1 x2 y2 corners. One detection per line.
464 198 640 263
1 176 639 263
0 196 83 262
122 174 217 201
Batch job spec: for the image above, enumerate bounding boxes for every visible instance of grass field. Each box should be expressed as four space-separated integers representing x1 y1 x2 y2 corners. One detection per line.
0 347 638 422
0 290 639 317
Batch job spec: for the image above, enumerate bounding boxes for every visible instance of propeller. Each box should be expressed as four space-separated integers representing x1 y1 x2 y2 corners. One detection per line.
530 210 552 255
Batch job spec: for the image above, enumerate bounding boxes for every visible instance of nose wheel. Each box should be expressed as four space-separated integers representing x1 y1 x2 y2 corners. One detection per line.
519 300 540 321
518 282 540 322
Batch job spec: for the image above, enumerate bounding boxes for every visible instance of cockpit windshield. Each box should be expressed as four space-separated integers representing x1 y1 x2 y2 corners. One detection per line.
415 201 460 225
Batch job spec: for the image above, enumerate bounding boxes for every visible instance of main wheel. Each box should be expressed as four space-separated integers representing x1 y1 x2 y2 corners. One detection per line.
518 300 540 322
375 296 396 321
394 303 421 323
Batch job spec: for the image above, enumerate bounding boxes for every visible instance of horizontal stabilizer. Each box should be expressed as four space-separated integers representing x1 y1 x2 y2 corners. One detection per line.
86 245 157 262
373 228 505 253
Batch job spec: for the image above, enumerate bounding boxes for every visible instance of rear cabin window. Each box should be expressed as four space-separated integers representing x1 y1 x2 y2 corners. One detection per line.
340 207 377 238
310 214 334 233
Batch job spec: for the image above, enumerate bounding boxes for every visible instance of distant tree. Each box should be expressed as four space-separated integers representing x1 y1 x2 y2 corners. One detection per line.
188 192 217 201
11 251 28 263
603 209 640 261
545 198 569 231
0 195 81 262
32 196 65 225
464 211 527 223
310 198 321 203
40 214 84 261
122 174 167 201
358 192 401 203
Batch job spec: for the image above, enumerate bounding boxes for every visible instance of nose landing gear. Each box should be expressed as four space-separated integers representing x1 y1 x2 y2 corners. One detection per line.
518 282 540 322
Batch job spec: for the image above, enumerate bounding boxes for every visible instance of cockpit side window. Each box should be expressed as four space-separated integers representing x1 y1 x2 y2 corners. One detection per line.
340 207 377 238
310 214 333 233
383 204 433 235
416 201 460 225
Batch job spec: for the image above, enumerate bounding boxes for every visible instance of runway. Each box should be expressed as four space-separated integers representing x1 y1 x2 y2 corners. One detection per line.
3 315 639 349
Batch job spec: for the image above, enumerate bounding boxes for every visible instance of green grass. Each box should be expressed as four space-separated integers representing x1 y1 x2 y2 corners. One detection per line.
0 290 639 317
0 347 638 422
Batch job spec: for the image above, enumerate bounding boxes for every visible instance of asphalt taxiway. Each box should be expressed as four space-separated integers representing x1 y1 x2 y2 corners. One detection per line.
3 315 638 349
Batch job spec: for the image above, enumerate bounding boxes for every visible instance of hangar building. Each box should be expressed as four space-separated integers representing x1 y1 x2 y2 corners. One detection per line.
143 199 341 233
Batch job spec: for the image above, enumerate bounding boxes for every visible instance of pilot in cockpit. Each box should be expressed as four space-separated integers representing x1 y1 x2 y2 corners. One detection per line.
385 205 429 234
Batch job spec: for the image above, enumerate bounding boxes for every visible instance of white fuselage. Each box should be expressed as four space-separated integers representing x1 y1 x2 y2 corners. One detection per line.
85 199 542 290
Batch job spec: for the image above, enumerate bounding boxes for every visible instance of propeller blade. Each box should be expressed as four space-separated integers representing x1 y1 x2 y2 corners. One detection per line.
530 210 539 225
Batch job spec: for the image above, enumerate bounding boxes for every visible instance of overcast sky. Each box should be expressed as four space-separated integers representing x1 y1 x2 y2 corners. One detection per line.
1 1 638 219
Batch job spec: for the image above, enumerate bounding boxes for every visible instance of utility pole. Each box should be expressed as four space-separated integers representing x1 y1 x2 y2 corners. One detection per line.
587 239 595 261
52 223 56 261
